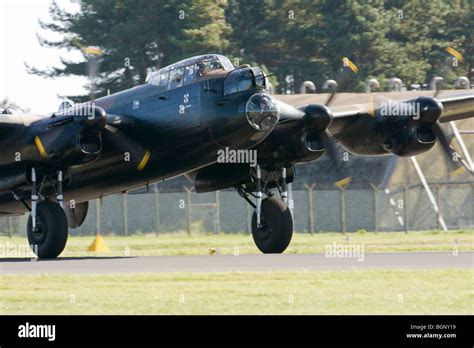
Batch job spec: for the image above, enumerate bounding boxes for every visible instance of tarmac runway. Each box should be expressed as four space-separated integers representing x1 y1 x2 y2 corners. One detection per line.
0 251 472 274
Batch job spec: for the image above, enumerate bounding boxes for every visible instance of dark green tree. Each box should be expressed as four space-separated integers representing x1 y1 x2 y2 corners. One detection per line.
29 0 471 98
386 0 473 86
29 0 231 101
443 0 474 84
314 0 414 92
226 0 328 93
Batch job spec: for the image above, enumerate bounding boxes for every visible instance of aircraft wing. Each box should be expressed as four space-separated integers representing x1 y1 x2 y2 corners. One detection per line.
436 93 474 123
275 90 474 136
275 89 474 177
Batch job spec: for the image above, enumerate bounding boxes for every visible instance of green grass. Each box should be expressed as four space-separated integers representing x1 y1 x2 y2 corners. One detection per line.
1 230 472 258
1 231 472 314
1 269 472 314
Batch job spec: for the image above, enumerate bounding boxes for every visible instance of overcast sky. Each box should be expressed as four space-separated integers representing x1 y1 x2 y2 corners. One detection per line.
0 0 87 113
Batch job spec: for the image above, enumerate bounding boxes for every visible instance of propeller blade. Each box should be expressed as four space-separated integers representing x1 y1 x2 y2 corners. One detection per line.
310 57 358 186
323 79 338 106
103 125 151 171
324 57 359 107
433 121 471 176
82 46 102 102
320 130 351 187
431 77 444 98
316 58 357 186
429 48 471 175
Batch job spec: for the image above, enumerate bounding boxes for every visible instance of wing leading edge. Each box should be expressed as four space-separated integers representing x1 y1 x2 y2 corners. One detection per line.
276 90 474 136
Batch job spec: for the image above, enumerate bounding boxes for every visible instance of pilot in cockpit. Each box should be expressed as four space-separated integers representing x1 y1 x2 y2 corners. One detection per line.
196 59 224 78
210 60 223 70
197 62 207 77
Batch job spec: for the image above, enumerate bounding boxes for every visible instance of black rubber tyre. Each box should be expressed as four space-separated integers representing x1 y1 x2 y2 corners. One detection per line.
251 196 293 253
27 200 68 259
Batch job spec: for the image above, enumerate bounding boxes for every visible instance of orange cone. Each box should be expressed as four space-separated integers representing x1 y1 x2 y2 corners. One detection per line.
87 234 111 253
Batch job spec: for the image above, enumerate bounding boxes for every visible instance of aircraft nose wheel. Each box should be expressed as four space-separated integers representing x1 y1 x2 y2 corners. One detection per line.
251 196 293 253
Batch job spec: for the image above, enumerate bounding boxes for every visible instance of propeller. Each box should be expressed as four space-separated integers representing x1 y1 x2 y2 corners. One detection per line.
361 47 471 177
83 46 102 102
324 57 358 107
429 48 472 176
81 46 151 171
103 123 151 171
433 123 471 176
317 57 359 187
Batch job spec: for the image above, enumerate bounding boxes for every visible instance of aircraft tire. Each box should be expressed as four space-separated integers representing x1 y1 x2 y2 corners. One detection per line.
251 196 293 253
27 200 68 259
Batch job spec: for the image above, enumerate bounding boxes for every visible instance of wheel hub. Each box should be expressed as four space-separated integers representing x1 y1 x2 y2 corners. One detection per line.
30 218 46 244
257 216 272 239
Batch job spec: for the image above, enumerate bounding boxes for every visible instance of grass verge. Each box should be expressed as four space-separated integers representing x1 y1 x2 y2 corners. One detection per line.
1 230 472 258
1 269 472 314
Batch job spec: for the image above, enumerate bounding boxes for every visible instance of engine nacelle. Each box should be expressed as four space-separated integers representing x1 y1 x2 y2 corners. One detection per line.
337 96 442 157
383 125 436 157
38 104 106 166
0 105 106 170
254 103 332 170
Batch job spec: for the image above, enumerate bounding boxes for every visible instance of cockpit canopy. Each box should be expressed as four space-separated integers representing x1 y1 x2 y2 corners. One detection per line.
223 67 266 96
146 54 234 90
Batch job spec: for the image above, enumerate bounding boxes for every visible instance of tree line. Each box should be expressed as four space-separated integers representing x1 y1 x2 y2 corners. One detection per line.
30 0 474 101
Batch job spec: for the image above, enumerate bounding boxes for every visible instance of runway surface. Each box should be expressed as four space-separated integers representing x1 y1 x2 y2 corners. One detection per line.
0 251 472 274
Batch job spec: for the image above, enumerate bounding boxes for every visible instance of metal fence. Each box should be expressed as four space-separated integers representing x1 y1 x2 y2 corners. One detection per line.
0 182 472 236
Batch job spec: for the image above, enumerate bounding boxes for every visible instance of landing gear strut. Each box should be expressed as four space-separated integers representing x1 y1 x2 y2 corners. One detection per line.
239 165 293 254
25 168 68 259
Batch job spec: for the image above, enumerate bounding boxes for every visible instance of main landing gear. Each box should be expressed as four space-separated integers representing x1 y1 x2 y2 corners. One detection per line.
238 166 293 253
20 168 68 259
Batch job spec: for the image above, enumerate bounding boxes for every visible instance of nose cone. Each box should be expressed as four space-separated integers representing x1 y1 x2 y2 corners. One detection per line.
417 96 443 124
245 93 280 131
303 104 333 132
82 105 107 129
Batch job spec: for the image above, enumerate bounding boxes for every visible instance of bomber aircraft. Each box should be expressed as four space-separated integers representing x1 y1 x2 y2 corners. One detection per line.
1 54 473 258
